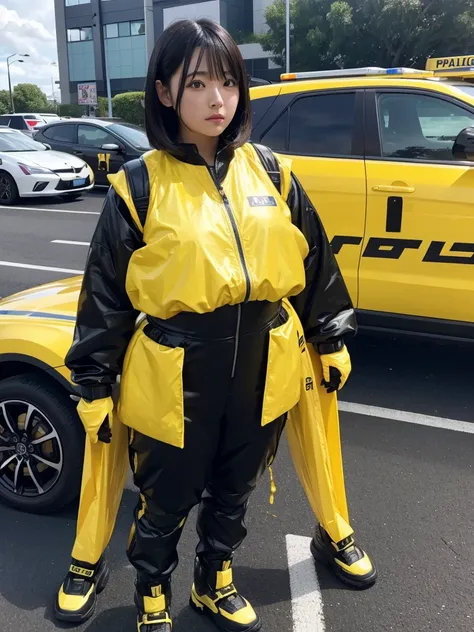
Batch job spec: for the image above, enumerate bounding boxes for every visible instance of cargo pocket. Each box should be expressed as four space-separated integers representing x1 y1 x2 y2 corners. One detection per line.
261 308 301 426
118 324 185 448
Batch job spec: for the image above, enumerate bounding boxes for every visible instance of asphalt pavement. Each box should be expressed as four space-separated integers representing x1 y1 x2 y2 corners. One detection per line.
0 191 473 632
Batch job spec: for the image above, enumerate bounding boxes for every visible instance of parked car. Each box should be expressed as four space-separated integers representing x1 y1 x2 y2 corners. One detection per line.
0 127 94 205
33 118 151 185
0 113 47 137
250 56 474 339
0 277 84 513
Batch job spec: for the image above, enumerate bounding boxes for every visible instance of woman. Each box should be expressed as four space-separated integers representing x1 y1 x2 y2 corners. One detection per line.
55 18 373 632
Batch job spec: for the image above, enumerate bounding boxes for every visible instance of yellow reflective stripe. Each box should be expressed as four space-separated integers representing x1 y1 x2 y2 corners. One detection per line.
137 494 146 520
69 564 94 578
216 568 233 590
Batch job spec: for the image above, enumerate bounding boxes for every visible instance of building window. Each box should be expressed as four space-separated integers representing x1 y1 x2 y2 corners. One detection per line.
67 27 92 42
118 22 131 37
65 0 90 6
104 23 118 38
104 21 145 38
130 21 145 36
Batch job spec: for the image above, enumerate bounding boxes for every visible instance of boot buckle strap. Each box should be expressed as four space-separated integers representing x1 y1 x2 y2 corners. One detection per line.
215 585 237 601
142 612 172 625
69 564 94 578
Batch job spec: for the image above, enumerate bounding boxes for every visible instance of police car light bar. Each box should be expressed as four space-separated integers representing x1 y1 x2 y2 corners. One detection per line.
280 67 432 81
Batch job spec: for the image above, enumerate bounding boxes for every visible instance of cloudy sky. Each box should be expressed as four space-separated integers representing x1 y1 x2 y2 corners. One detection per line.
0 0 59 100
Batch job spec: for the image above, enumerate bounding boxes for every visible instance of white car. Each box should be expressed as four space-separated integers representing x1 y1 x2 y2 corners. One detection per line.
0 127 94 205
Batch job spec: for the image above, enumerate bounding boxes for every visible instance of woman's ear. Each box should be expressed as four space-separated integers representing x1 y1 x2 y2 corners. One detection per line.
156 80 173 108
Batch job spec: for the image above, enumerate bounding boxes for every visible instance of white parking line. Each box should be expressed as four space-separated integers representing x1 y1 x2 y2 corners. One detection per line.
0 261 82 274
52 240 90 246
286 534 325 632
0 206 100 215
339 401 474 434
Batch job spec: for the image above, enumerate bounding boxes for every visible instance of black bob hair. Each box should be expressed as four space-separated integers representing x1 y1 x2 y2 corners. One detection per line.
145 19 252 154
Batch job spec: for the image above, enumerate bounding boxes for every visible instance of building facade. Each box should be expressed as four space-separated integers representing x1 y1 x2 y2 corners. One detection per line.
54 0 279 105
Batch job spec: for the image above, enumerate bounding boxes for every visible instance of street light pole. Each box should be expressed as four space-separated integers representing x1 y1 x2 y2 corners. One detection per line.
286 0 290 74
6 53 30 113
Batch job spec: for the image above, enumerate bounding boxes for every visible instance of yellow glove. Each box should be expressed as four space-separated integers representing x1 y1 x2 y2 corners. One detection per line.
320 346 352 393
77 397 114 444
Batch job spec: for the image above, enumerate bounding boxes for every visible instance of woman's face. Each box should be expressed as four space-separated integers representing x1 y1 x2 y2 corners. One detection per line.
156 48 240 141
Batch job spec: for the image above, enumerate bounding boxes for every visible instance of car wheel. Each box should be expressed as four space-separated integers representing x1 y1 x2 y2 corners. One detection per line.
0 172 19 206
0 373 84 514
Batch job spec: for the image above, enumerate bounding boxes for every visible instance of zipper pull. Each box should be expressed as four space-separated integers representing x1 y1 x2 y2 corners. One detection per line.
268 466 277 505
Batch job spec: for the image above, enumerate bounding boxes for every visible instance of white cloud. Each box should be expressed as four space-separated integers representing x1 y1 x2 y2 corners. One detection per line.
0 1 60 101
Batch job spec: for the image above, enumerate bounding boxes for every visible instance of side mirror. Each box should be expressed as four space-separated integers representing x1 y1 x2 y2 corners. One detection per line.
101 143 120 152
453 127 474 161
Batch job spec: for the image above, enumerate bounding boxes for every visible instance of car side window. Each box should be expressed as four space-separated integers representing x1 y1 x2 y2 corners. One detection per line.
261 110 289 152
77 125 115 148
288 92 356 157
44 124 75 143
377 93 474 161
0 116 10 125
9 116 25 130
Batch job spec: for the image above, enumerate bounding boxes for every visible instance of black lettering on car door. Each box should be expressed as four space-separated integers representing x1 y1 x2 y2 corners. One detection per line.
362 237 422 259
423 241 474 264
330 236 363 255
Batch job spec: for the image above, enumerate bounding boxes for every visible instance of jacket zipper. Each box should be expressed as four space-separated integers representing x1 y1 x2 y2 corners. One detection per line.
206 167 251 378
207 167 251 303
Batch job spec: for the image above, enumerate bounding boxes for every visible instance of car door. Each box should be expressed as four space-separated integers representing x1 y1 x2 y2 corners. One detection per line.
360 89 474 325
41 123 77 153
75 124 125 185
258 89 367 305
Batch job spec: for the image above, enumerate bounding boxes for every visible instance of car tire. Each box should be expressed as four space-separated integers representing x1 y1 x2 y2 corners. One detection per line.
0 171 19 206
0 373 84 514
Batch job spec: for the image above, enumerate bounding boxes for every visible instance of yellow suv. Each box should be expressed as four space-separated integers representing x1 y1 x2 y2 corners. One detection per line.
250 56 474 339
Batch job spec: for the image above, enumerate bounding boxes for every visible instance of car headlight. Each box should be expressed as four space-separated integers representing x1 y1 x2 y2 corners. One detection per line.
18 163 54 175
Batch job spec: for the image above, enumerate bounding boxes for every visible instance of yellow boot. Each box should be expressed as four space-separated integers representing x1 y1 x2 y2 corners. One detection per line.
311 525 377 589
54 557 109 622
190 557 261 632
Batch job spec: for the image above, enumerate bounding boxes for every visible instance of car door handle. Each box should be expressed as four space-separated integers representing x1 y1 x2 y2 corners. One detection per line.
372 184 415 194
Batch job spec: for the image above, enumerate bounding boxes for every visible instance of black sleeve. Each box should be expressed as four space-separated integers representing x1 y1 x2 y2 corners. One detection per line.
65 187 142 400
287 173 357 352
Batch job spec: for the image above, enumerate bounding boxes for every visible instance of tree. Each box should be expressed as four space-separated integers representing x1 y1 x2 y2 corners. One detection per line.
0 90 11 115
259 0 474 72
13 83 49 113
112 92 145 126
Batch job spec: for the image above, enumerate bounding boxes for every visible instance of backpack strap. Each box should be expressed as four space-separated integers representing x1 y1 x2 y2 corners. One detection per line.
251 143 282 195
122 156 150 232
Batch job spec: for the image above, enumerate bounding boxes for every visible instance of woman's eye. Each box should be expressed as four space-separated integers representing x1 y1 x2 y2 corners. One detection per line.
224 78 237 87
189 80 204 89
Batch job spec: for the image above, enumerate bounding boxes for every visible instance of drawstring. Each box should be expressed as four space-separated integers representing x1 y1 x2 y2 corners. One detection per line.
268 466 277 505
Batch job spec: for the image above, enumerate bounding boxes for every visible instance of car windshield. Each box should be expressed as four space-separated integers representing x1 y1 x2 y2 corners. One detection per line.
0 131 46 152
108 123 151 150
450 83 474 99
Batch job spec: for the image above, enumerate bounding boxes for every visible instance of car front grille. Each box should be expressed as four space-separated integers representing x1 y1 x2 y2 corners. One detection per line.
55 175 90 191
54 167 83 174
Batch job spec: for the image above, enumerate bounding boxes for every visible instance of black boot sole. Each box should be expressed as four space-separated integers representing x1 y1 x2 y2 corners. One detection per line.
54 563 110 623
189 593 262 632
310 538 377 590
